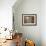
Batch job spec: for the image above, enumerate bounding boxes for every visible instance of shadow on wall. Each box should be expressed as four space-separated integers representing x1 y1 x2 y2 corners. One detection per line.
12 0 24 10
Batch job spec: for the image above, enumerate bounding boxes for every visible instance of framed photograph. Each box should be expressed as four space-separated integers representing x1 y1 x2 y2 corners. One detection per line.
22 14 37 26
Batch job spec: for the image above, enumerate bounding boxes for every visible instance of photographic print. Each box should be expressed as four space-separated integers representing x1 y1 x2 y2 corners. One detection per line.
22 14 37 26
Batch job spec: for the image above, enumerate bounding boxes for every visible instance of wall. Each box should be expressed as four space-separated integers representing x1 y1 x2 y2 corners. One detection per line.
0 0 16 38
0 0 16 30
13 0 41 46
41 0 46 46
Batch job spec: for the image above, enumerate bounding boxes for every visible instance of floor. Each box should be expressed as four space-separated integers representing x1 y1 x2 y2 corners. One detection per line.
0 33 23 46
0 39 16 46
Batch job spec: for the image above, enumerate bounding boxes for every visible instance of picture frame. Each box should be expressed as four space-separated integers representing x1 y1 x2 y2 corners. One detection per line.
22 14 37 26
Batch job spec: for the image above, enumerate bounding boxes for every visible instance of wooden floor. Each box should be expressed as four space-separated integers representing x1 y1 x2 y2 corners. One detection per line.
0 39 16 46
